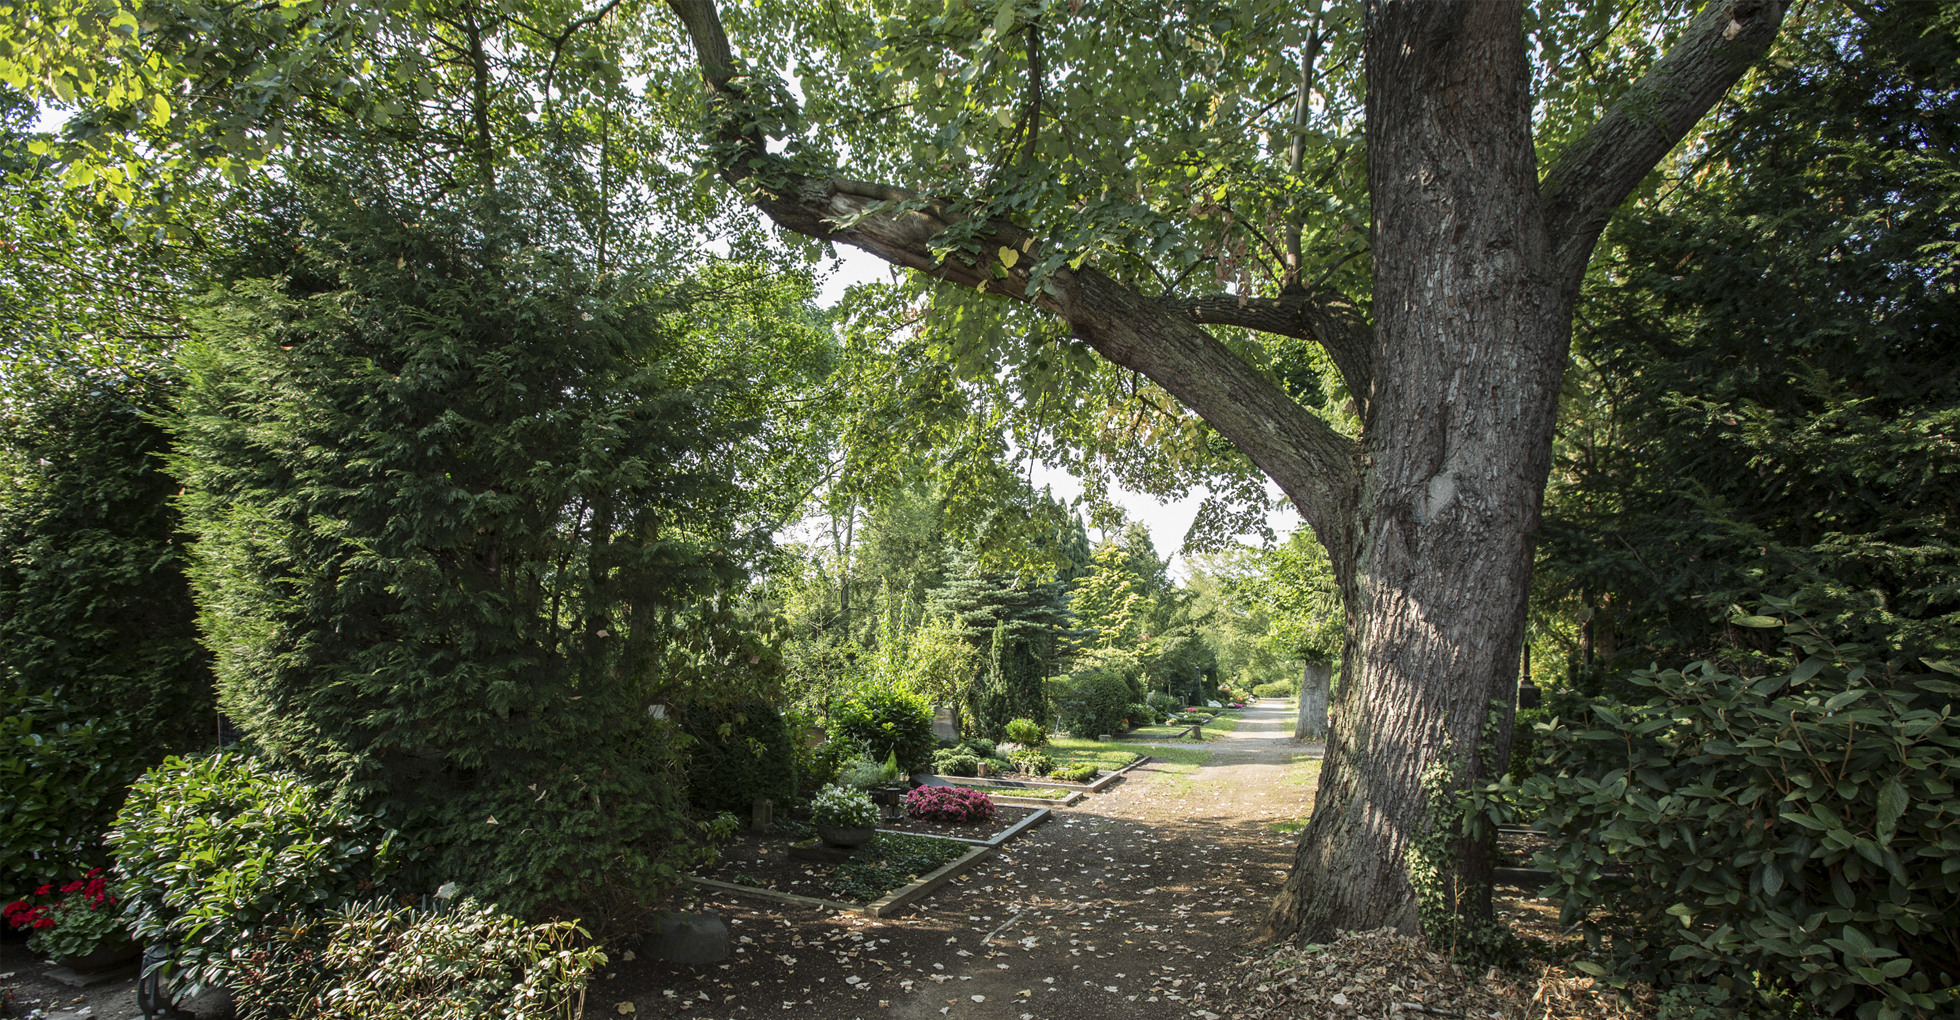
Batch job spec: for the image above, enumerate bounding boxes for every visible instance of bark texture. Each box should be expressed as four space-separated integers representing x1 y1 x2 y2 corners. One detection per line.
665 0 1786 946
1295 662 1331 741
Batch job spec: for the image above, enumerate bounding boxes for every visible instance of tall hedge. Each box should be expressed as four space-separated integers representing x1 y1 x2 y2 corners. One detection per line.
168 194 751 922
0 373 214 888
0 372 213 758
676 699 798 815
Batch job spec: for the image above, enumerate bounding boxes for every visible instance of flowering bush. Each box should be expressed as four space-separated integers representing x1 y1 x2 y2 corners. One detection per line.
3 867 128 958
903 786 995 825
810 784 877 829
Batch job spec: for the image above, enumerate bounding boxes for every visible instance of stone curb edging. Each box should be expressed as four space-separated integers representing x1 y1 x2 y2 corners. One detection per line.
881 806 1051 847
683 808 1050 918
914 752 1151 796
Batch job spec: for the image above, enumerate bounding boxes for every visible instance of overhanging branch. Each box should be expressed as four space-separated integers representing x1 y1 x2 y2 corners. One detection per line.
1539 0 1788 283
663 0 1364 546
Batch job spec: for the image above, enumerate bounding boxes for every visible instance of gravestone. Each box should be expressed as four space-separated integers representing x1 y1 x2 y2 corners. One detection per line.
931 703 959 742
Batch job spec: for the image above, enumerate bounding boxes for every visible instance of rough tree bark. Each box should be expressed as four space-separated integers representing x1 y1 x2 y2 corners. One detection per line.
663 0 1786 942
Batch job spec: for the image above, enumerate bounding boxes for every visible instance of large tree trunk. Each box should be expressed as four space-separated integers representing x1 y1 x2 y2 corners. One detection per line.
666 0 1786 948
1294 661 1330 740
1265 3 1553 939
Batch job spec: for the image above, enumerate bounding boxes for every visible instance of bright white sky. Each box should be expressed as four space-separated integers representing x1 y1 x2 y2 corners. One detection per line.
815 245 1300 575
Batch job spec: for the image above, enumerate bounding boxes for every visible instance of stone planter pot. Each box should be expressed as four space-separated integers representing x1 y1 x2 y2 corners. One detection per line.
58 937 140 974
814 823 876 848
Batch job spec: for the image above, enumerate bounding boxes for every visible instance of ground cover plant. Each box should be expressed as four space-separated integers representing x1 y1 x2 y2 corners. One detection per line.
825 833 971 903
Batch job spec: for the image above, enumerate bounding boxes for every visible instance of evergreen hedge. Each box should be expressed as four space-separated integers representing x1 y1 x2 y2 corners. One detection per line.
675 699 798 815
168 195 749 925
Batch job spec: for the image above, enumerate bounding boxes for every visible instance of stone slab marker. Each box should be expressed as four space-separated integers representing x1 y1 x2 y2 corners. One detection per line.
1295 662 1331 740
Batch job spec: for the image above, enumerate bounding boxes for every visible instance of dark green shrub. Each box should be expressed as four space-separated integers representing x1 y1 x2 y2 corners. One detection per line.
675 700 798 815
0 371 215 762
1144 691 1179 714
1009 749 1054 776
1057 670 1132 738
831 685 935 773
1512 614 1960 1018
786 710 848 795
930 749 980 777
168 196 733 923
229 897 603 1020
0 688 140 892
1003 718 1047 747
958 737 996 759
1252 681 1295 699
110 753 411 992
1125 703 1154 727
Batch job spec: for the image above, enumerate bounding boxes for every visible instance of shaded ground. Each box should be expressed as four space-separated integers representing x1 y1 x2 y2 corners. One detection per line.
599 699 1321 1020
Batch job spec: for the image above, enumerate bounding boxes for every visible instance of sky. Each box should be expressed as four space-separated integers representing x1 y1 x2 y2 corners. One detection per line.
814 245 1300 574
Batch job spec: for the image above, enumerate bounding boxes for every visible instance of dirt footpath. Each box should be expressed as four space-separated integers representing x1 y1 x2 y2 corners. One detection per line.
603 700 1322 1020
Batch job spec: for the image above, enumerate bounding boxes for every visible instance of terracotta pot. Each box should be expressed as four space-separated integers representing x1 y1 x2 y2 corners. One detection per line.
814 823 876 848
57 937 140 973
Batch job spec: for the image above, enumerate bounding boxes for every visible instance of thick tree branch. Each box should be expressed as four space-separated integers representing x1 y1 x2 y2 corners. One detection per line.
1539 0 1787 283
663 0 1363 549
1161 289 1372 413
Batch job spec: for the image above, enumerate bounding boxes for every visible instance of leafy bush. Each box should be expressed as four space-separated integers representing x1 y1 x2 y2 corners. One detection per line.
1050 762 1099 784
826 833 969 903
958 737 996 758
1004 718 1047 747
1252 681 1295 699
1126 703 1155 726
1009 749 1054 777
1144 691 1180 714
903 786 996 824
835 754 889 790
675 700 798 814
229 897 603 1020
810 785 878 829
930 749 980 777
110 753 410 992
0 687 140 892
1057 671 1133 738
831 685 936 773
784 709 847 795
0 371 214 765
1511 616 1960 1019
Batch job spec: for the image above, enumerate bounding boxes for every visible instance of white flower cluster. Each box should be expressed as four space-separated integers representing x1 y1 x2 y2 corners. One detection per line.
810 783 877 828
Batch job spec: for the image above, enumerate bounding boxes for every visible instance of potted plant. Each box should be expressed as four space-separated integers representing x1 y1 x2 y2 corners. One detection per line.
3 868 137 972
810 784 878 847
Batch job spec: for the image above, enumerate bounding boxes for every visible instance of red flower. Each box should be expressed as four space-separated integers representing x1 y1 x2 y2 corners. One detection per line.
60 880 85 894
32 885 51 897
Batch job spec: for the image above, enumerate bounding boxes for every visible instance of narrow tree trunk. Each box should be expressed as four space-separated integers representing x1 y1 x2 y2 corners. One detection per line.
1264 2 1557 942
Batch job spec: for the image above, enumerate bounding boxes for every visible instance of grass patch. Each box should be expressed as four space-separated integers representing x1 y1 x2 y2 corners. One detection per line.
1289 755 1323 787
1122 724 1192 740
948 782 1071 800
825 832 969 902
1266 819 1308 834
1044 737 1150 771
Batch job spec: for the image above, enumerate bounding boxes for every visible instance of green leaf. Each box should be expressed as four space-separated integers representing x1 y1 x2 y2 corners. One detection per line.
1731 615 1784 629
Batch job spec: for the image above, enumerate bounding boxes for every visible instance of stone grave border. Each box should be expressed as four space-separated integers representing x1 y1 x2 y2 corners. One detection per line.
914 751 1152 799
683 808 1050 919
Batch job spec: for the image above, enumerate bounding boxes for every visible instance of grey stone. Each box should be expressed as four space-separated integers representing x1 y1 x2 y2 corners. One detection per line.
646 910 730 966
45 962 138 988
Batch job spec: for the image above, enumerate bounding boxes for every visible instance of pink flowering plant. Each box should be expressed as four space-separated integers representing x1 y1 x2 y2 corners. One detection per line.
3 868 129 959
903 786 995 825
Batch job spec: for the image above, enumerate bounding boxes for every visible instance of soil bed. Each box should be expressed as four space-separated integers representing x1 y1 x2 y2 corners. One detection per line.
878 803 1039 841
693 827 974 905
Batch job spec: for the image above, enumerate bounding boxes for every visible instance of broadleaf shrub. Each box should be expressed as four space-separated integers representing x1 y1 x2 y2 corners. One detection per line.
831 685 935 773
229 897 602 1020
1050 762 1099 784
1056 670 1132 739
0 688 140 891
1511 620 1960 1018
1252 681 1295 699
903 786 995 824
676 699 798 815
110 753 410 992
1008 749 1054 776
1003 718 1047 747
